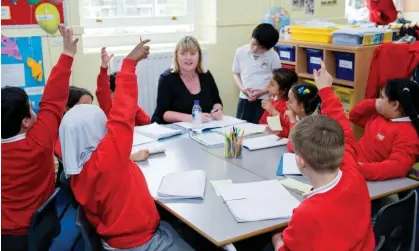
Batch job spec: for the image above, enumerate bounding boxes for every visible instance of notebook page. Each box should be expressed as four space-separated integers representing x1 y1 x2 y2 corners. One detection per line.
212 123 266 136
243 135 289 150
175 116 245 131
279 178 312 194
190 132 225 147
132 133 156 146
267 116 282 131
157 170 206 199
134 123 182 140
283 153 301 175
217 180 283 201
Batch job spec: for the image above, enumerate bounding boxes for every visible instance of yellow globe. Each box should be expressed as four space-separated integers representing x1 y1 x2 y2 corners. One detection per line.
35 3 60 34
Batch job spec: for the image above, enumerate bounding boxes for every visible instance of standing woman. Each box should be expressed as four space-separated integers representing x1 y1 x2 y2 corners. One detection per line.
152 36 223 124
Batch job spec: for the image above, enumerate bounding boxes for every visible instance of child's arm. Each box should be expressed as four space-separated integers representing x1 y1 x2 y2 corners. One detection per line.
135 106 151 125
357 136 418 180
27 26 76 148
349 99 378 128
279 209 315 251
95 66 113 116
232 49 248 95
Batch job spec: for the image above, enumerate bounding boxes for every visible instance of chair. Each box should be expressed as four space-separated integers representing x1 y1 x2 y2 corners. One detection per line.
55 154 64 188
75 206 103 251
59 170 79 209
374 190 418 251
27 188 61 251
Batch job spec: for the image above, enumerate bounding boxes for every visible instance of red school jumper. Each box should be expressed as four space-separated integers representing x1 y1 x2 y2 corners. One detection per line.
349 99 419 181
259 98 291 138
280 87 375 251
1 54 73 235
96 66 151 125
70 59 159 249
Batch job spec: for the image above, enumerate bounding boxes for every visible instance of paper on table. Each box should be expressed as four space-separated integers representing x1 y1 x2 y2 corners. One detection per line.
279 178 312 194
217 180 283 201
243 135 289 151
267 116 282 131
190 132 225 147
157 170 206 199
283 153 301 175
134 123 182 140
132 132 155 146
176 116 245 132
1 64 25 87
210 179 233 196
212 123 266 136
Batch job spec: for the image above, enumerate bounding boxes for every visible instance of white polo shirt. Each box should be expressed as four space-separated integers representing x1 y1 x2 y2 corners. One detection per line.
232 44 282 100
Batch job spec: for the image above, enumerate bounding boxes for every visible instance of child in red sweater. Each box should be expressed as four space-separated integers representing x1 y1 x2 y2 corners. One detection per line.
270 61 374 251
259 68 297 138
59 41 193 251
96 47 151 125
1 25 77 251
350 79 419 181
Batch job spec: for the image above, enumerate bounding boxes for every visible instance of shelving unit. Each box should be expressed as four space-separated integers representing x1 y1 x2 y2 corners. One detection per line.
277 40 380 138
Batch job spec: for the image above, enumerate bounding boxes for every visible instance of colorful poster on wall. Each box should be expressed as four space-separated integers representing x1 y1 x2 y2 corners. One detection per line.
1 36 45 113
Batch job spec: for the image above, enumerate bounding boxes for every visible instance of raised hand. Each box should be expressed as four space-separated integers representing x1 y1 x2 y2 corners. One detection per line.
101 47 114 68
126 39 150 62
313 60 333 90
58 25 79 57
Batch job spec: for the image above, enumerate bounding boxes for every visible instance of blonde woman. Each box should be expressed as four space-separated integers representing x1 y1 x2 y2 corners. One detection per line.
151 36 223 124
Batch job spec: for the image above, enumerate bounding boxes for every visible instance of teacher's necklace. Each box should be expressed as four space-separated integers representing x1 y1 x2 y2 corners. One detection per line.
180 72 197 81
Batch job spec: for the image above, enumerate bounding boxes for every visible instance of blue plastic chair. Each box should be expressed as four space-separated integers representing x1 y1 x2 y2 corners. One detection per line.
27 187 61 251
75 206 103 251
374 190 417 251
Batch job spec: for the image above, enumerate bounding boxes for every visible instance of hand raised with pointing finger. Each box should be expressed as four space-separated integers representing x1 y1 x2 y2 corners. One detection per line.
313 60 333 90
58 24 79 57
126 39 151 62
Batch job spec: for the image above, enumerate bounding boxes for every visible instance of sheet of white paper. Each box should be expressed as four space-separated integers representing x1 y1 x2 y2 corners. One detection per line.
157 170 206 199
279 178 312 194
218 180 284 201
176 116 245 132
267 116 282 131
283 153 301 175
210 179 233 196
132 133 155 146
212 123 266 136
1 64 25 87
190 132 225 147
134 123 182 140
243 135 289 151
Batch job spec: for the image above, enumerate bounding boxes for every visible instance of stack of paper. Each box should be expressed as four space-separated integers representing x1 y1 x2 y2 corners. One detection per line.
133 133 155 146
132 142 166 155
189 132 225 147
278 178 312 195
212 123 266 137
217 180 300 222
175 116 245 133
277 153 301 176
134 123 182 140
243 135 289 151
157 170 206 200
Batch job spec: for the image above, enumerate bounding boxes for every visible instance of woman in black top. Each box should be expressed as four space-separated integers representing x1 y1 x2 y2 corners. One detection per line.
151 36 223 124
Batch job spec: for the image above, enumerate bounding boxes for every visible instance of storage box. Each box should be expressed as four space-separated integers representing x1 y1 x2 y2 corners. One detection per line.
275 45 296 62
332 85 355 113
291 25 339 43
306 49 323 74
334 52 355 81
332 28 394 46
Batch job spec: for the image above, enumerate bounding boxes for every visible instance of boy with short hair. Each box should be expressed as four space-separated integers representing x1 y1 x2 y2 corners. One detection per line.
233 23 281 123
271 61 375 251
1 25 78 250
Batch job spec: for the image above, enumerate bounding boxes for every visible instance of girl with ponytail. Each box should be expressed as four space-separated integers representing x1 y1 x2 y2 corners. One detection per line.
350 79 419 181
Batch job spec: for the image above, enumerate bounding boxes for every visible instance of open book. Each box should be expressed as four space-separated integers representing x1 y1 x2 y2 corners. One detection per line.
243 135 289 151
134 123 183 140
211 123 266 137
277 153 302 176
189 132 225 147
217 180 300 222
157 170 206 200
175 116 245 133
132 133 156 146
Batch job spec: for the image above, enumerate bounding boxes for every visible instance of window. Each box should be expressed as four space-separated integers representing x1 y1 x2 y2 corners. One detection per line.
81 0 195 48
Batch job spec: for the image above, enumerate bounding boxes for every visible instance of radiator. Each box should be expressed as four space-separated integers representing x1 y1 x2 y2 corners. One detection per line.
110 49 207 117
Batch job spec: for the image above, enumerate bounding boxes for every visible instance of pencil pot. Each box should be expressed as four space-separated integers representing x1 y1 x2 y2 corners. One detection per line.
224 137 243 159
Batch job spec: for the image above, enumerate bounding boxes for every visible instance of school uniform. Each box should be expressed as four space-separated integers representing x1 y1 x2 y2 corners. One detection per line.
233 44 281 124
280 87 375 251
61 60 192 250
1 54 73 237
259 98 291 138
349 99 419 181
96 66 151 126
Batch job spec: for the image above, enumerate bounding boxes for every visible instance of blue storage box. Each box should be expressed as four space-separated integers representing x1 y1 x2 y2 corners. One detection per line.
306 49 323 74
334 52 355 81
275 45 296 62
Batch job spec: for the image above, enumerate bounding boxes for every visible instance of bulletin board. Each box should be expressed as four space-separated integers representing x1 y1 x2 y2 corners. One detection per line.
1 36 45 113
1 0 65 27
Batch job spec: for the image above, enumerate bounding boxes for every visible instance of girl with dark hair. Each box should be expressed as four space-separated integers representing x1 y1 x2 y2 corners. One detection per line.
350 78 419 181
66 86 94 111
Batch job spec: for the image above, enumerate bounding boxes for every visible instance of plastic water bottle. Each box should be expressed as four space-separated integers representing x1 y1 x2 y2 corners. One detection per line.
192 100 202 124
